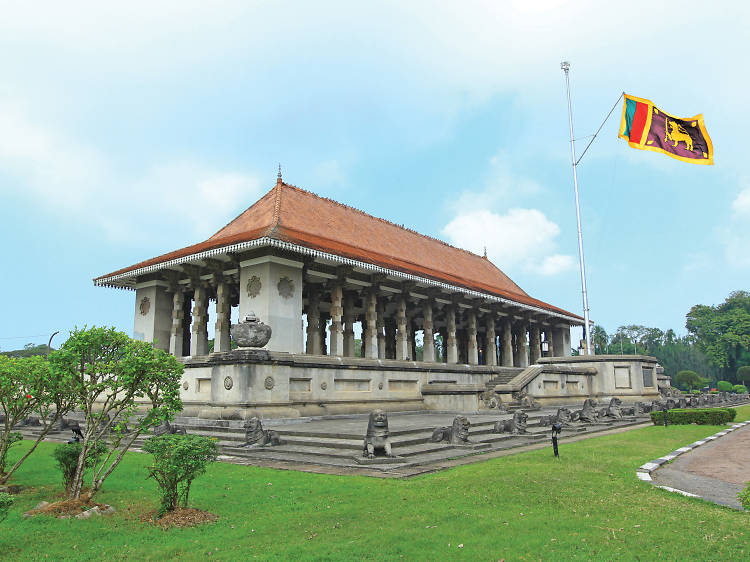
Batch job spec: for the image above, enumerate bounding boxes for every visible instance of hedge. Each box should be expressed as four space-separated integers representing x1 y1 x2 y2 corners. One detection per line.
733 384 747 394
650 408 737 426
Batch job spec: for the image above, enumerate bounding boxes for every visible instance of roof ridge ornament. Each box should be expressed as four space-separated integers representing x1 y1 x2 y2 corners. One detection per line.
277 163 283 186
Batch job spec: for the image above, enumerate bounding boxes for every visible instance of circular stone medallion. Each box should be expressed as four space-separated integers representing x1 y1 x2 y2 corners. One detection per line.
224 376 233 390
378 382 384 390
320 381 327 390
277 276 295 299
182 381 189 391
139 297 151 316
264 376 275 390
246 275 262 298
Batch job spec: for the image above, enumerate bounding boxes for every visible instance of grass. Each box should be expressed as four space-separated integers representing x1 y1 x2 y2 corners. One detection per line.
2 407 750 561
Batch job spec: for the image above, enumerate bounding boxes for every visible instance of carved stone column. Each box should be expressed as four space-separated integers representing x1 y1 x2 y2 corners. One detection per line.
305 288 321 355
190 284 209 356
551 326 564 358
501 318 513 367
396 297 408 360
364 290 379 359
343 291 355 357
214 281 232 353
446 305 458 363
467 310 478 365
329 284 344 356
544 329 555 357
169 289 185 357
407 318 416 361
377 298 386 359
529 325 541 364
422 300 435 362
515 322 529 368
485 314 497 366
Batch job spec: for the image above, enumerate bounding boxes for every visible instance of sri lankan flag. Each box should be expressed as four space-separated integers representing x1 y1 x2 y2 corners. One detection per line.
618 93 713 165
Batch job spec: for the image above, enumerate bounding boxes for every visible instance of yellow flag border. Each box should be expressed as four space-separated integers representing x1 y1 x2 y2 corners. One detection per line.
618 93 714 166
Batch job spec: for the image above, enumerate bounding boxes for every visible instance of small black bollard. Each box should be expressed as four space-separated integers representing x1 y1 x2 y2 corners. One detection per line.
551 422 562 457
662 404 668 427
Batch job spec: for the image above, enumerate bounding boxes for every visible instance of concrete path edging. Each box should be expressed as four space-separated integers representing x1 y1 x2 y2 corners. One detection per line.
636 420 750 502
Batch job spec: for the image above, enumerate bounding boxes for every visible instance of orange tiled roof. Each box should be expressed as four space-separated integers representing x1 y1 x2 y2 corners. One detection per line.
95 182 582 321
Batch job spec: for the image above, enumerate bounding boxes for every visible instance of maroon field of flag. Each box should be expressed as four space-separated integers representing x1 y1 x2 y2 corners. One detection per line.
618 93 713 165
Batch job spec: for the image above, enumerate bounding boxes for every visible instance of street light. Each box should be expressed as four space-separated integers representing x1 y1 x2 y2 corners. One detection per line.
541 340 549 356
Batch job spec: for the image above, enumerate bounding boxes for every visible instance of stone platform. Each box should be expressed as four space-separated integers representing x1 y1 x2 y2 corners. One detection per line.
21 406 652 475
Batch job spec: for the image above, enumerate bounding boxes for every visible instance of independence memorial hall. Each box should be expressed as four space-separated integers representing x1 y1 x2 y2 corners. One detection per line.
94 176 660 420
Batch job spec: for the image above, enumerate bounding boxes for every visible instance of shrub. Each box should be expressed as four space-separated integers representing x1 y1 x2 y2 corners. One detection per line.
737 366 750 385
0 492 12 523
717 381 733 392
691 390 701 395
143 434 218 517
650 408 736 426
0 432 22 475
733 385 747 394
739 483 750 511
52 441 108 493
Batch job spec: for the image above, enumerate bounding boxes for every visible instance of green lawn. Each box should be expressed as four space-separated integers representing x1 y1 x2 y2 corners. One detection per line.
2 408 750 561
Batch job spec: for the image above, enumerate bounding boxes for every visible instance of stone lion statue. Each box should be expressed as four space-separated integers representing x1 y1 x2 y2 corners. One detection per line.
152 419 187 436
494 411 528 435
363 409 394 458
431 415 472 444
575 398 599 423
244 416 282 447
603 397 623 419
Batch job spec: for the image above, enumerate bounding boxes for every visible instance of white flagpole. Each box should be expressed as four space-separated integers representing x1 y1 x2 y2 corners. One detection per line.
561 61 592 355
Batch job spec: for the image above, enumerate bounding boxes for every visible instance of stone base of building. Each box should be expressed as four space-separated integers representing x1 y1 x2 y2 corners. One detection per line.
177 350 663 419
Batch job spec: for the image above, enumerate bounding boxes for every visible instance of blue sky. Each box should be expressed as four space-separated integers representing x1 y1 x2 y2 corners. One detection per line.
1 1 748 350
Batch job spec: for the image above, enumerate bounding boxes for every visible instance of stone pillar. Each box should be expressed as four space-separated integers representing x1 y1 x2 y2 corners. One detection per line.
305 288 321 355
422 301 435 362
467 310 478 365
544 329 555 357
343 292 355 357
214 281 232 353
190 284 209 356
329 284 344 356
239 255 304 353
169 290 185 357
485 315 497 366
133 282 172 351
385 318 396 359
364 290 379 359
396 297 408 360
446 306 458 363
516 322 528 368
551 327 564 358
501 318 513 367
377 298 386 359
529 325 541 364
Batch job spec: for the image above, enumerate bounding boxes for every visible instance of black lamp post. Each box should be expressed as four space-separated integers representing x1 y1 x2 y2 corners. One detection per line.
551 422 562 457
541 340 549 357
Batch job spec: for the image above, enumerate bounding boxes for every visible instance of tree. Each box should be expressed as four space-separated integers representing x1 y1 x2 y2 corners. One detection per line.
0 355 77 484
55 327 184 500
143 434 218 516
674 370 707 391
686 291 750 381
591 325 608 354
737 366 750 385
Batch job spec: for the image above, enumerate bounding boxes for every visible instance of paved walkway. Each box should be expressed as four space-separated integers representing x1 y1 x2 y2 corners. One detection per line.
651 424 750 510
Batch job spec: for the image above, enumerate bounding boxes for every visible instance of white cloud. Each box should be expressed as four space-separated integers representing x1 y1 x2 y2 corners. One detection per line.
0 100 264 244
442 208 574 276
723 187 750 267
731 188 750 217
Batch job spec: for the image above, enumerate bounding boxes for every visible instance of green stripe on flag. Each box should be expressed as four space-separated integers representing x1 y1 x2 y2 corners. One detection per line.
623 98 637 138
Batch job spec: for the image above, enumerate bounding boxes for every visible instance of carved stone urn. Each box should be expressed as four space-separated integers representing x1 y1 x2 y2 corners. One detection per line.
230 311 272 348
